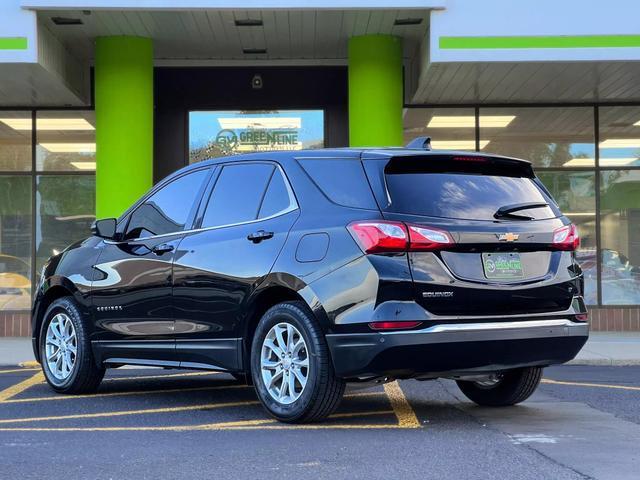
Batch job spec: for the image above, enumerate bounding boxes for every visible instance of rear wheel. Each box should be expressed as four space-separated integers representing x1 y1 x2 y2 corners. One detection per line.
456 367 542 407
250 301 345 423
40 297 105 394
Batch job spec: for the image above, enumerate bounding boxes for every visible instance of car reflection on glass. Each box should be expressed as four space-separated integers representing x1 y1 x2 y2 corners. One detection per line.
0 254 31 310
577 248 640 304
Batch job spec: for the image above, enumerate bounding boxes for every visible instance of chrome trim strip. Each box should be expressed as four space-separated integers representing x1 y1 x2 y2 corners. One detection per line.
383 319 583 335
425 304 581 321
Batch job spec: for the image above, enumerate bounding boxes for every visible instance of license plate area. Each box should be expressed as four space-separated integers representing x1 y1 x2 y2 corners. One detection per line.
482 252 524 280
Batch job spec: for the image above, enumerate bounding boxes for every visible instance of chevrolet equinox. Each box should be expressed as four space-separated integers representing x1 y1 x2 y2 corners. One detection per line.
32 142 589 423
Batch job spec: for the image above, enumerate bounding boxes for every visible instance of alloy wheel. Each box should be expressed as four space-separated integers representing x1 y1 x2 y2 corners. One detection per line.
45 313 77 381
260 322 310 404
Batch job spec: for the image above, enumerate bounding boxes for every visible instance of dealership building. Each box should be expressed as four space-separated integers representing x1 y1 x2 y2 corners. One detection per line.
1 0 640 335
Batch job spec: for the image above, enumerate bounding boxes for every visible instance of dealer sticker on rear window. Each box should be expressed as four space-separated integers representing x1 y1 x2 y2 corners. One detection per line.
482 252 524 280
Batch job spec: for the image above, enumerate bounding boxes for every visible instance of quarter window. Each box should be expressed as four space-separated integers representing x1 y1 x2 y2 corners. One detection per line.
124 169 209 239
258 169 292 218
201 163 274 228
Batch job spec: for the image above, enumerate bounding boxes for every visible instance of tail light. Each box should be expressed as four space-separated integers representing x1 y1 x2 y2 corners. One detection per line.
552 224 580 251
347 220 453 254
347 221 408 254
369 321 422 330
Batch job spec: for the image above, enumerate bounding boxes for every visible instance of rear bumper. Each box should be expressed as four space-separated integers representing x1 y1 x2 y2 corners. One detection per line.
326 319 589 379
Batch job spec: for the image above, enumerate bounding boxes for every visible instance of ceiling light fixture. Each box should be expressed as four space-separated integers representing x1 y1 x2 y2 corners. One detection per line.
235 19 263 27
243 48 267 55
40 143 96 153
70 161 97 170
426 115 515 128
51 17 83 25
0 118 94 131
599 139 640 149
430 140 490 150
394 18 423 26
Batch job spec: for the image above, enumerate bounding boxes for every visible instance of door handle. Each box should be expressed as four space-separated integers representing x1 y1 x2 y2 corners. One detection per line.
152 243 175 255
247 230 274 243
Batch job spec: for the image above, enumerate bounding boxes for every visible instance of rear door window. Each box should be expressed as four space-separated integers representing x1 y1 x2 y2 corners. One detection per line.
201 163 274 228
375 156 560 221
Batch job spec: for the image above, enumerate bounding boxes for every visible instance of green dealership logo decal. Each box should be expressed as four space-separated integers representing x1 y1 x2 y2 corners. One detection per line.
215 128 299 152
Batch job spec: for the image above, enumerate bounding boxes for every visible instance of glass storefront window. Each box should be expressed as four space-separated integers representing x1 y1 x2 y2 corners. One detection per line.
0 176 32 311
480 107 595 168
600 170 640 305
403 108 476 151
599 106 640 167
0 112 32 171
538 171 597 304
35 176 95 272
36 111 96 171
188 110 324 163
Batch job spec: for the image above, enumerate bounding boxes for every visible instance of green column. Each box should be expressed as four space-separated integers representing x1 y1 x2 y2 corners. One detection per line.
348 35 403 147
95 36 153 219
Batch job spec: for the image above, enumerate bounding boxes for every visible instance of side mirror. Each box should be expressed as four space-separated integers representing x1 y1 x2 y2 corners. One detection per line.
91 218 117 240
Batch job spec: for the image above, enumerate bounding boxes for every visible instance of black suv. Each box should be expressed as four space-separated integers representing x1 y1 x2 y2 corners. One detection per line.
32 145 589 423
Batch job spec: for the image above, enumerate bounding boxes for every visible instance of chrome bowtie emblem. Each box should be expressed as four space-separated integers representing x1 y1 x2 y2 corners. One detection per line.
497 232 519 242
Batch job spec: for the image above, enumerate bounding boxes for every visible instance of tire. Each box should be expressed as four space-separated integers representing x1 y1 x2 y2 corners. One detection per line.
250 301 345 423
39 296 105 394
456 367 542 407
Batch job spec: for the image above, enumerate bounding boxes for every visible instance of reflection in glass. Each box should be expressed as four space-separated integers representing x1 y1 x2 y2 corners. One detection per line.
0 176 32 311
600 170 640 304
403 108 476 150
537 171 597 304
599 106 640 167
36 111 96 171
36 176 95 272
0 112 32 171
480 107 595 168
189 110 324 163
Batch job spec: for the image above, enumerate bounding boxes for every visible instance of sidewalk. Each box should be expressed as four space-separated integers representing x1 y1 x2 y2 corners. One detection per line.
0 333 639 367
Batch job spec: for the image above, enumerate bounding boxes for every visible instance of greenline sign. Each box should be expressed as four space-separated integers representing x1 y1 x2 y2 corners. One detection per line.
0 37 28 50
440 34 640 50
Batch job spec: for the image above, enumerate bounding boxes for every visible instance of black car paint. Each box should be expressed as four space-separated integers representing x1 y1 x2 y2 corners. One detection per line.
31 148 589 380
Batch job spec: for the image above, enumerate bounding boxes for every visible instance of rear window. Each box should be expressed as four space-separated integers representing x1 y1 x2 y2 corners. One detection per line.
379 156 560 221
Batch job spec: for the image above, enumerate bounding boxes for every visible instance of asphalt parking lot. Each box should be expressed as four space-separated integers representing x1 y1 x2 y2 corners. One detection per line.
1 365 639 480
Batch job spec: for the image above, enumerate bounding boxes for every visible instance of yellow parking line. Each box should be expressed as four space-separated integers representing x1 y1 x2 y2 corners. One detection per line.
104 371 220 382
383 381 421 428
0 410 398 432
0 372 44 402
542 378 640 392
0 368 40 375
18 361 40 368
5 384 384 405
0 399 262 424
2 384 251 404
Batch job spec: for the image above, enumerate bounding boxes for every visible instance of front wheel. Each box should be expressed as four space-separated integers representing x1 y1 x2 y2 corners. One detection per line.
456 367 542 407
250 301 345 423
40 297 105 394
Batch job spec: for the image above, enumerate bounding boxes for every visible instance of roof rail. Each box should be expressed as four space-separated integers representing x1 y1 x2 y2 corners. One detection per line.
405 136 431 150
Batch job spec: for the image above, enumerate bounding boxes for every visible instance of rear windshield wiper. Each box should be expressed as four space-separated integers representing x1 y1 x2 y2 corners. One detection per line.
494 202 549 220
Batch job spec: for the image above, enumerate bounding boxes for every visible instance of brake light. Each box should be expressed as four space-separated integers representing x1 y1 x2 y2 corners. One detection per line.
347 221 408 254
369 321 422 330
407 225 453 251
452 156 488 163
348 221 454 254
552 224 580 251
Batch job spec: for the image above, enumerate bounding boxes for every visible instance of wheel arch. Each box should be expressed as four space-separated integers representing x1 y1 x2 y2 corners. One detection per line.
240 273 330 373
32 277 86 362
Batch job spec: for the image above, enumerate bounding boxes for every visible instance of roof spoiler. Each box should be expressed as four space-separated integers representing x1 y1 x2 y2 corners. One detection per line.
405 136 431 150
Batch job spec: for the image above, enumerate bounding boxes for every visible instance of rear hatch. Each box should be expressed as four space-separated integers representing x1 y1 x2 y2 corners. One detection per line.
362 152 580 317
